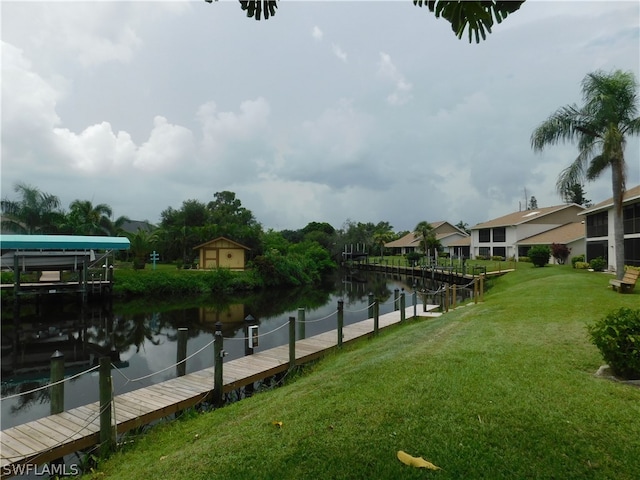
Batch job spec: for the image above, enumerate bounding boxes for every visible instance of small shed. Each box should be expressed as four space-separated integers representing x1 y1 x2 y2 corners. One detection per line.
193 236 250 271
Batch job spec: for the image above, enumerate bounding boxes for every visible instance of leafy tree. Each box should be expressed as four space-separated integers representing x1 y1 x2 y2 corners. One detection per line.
64 200 113 235
528 196 538 210
414 221 441 262
126 229 158 269
455 221 470 235
372 230 394 259
550 243 571 265
204 0 525 43
562 183 592 207
1 182 63 234
531 69 640 279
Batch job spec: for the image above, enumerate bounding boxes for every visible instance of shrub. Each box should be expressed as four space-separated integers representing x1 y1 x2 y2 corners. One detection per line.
491 256 505 261
587 307 640 380
574 262 590 270
518 256 531 263
528 245 551 267
551 243 571 264
406 251 421 264
571 254 585 268
589 257 607 272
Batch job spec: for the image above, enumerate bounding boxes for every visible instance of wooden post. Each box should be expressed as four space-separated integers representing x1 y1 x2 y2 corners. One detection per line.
297 307 306 340
374 300 379 335
480 275 485 302
368 292 374 319
474 277 478 304
412 288 417 318
176 328 187 377
213 322 224 406
444 283 449 313
394 288 399 311
400 289 406 323
50 351 64 415
244 315 255 356
289 316 296 369
99 356 114 457
452 284 457 309
337 300 344 347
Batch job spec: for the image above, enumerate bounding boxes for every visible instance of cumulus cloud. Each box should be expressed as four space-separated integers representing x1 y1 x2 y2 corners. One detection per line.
377 52 413 106
312 26 323 41
332 44 348 63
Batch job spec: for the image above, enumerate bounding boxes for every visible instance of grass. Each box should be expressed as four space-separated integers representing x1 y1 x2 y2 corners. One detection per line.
82 265 639 479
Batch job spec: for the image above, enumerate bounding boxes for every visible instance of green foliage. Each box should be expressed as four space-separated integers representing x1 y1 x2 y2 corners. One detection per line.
574 262 590 270
587 307 640 380
491 255 504 261
589 257 607 272
528 245 551 267
518 256 531 263
571 254 585 268
405 251 421 264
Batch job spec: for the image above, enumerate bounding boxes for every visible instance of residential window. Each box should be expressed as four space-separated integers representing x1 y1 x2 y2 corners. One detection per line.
479 229 490 243
624 238 640 267
623 203 640 234
518 246 530 258
493 247 506 259
478 247 490 258
586 240 607 263
492 227 506 242
586 212 608 238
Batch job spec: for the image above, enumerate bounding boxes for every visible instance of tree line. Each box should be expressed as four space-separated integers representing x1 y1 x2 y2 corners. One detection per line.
1 182 458 279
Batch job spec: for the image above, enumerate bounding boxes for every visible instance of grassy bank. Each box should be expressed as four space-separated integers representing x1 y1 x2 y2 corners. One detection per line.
82 265 639 479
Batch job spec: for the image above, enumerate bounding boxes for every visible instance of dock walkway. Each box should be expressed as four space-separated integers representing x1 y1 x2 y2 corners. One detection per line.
1 305 440 477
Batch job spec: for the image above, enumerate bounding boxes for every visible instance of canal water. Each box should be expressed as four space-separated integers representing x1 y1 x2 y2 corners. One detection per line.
1 269 471 430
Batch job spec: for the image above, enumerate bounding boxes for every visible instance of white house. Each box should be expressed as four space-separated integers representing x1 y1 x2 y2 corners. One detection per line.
470 204 586 260
579 184 640 270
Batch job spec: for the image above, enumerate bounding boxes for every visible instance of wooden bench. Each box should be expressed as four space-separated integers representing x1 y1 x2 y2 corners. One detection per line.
609 269 639 293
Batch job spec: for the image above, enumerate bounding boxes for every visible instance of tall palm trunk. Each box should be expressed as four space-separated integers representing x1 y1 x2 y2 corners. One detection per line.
611 159 625 278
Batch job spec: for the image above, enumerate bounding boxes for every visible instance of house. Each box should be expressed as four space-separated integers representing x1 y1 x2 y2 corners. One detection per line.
579 184 640 269
193 236 250 271
470 204 586 260
385 221 469 256
516 222 586 264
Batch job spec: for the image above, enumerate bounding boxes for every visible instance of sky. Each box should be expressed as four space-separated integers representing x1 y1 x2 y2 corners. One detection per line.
2 0 639 233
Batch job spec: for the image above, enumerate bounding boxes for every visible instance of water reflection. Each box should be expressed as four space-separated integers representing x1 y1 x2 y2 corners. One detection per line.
1 269 468 429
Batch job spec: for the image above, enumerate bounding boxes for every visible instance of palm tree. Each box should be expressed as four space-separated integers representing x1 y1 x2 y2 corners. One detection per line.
414 221 434 264
531 69 640 279
1 182 63 234
372 230 394 261
204 0 525 43
66 200 113 235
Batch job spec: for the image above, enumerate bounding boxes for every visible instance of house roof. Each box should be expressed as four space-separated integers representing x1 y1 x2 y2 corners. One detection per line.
518 222 585 245
472 204 585 229
385 232 421 248
0 234 130 250
193 236 250 250
447 236 471 247
579 184 640 215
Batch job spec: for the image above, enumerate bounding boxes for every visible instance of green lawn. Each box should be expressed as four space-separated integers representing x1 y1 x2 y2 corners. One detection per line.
82 265 640 480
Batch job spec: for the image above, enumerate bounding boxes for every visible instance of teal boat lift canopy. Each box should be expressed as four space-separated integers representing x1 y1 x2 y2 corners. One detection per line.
0 235 130 251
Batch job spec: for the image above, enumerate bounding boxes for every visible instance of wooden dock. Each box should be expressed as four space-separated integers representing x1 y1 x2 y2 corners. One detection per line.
0 305 441 477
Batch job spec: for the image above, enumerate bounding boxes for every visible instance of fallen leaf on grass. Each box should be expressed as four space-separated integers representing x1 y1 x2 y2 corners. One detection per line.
272 421 283 428
397 450 441 470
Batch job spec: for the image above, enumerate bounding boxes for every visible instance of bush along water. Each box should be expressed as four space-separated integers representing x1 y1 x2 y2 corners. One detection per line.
587 307 640 380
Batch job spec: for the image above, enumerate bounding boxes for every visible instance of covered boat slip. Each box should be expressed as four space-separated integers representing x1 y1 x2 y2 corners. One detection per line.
0 235 130 300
